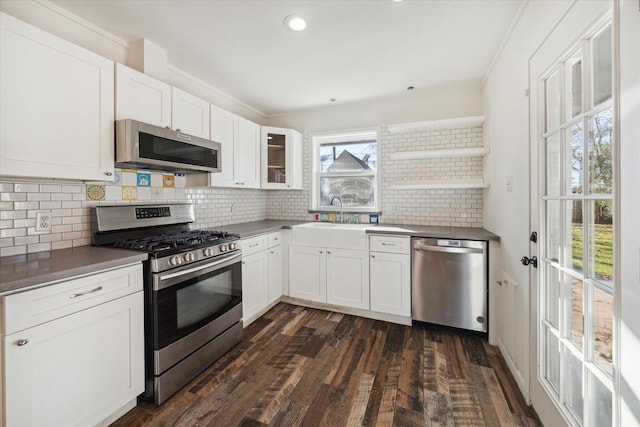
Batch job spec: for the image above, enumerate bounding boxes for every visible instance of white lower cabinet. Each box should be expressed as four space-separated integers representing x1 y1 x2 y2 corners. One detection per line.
268 244 283 305
242 249 269 323
241 232 283 325
1 264 144 427
289 245 327 303
326 249 370 309
289 246 369 310
369 235 411 317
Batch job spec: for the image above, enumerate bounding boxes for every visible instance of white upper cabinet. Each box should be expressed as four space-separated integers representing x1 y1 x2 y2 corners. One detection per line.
171 87 210 139
0 12 115 181
210 105 260 189
236 117 261 188
115 63 171 128
261 126 303 190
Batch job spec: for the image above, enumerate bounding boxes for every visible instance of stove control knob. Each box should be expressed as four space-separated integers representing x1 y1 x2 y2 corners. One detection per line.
184 252 195 262
220 244 229 252
229 242 237 250
169 255 182 266
203 247 213 257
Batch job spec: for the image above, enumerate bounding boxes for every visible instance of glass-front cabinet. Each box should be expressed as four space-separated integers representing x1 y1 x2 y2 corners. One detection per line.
261 126 302 189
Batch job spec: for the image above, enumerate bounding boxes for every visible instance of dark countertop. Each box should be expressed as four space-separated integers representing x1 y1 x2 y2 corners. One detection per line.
214 219 499 241
366 223 499 241
0 247 148 296
214 220 306 238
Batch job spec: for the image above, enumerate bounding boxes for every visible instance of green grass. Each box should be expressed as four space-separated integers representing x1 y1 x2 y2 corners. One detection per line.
572 224 613 280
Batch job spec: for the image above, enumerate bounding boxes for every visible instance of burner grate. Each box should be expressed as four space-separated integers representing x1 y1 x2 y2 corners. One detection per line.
108 230 231 252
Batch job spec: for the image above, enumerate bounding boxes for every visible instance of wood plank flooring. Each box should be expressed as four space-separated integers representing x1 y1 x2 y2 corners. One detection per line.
111 303 540 427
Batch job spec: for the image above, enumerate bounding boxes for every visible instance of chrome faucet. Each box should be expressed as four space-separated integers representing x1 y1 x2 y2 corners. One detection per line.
330 196 343 223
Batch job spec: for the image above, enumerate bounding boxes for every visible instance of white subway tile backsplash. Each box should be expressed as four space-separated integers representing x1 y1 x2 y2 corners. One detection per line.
27 193 50 201
1 245 26 257
1 192 27 202
14 183 40 192
1 124 484 255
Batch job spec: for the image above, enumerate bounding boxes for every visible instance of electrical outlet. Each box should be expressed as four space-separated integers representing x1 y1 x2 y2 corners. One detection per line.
36 212 51 232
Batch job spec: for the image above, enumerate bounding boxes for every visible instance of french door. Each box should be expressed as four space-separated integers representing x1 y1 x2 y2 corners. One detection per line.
529 2 615 426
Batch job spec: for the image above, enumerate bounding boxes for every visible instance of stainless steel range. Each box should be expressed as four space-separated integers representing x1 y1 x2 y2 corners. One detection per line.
93 204 242 405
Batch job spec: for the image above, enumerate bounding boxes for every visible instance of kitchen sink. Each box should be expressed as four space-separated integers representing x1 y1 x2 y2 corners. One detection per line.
292 222 369 249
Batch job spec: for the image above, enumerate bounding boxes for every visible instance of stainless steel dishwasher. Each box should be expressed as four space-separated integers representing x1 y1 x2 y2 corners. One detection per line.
411 237 488 332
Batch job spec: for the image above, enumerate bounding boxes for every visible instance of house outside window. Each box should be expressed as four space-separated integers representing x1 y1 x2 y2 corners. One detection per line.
311 129 380 213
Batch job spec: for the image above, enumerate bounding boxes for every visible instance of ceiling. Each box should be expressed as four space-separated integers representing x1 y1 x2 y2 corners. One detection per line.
52 0 524 117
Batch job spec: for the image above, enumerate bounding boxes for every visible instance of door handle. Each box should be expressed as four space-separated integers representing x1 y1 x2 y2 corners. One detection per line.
521 256 538 268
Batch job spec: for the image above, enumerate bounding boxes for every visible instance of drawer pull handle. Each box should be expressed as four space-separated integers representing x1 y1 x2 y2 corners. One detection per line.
17 339 29 347
249 243 259 247
381 243 396 246
69 286 103 299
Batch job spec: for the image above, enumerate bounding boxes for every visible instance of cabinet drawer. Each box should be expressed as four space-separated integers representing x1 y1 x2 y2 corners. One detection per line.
2 263 143 335
369 235 410 254
268 232 282 248
242 234 268 256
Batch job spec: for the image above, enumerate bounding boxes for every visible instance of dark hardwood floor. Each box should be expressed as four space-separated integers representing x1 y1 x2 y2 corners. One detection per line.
111 303 540 427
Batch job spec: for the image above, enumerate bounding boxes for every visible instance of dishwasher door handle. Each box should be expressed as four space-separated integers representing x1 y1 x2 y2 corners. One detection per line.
413 243 483 254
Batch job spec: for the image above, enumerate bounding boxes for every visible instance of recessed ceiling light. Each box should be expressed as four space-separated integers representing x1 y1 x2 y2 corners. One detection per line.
284 14 307 31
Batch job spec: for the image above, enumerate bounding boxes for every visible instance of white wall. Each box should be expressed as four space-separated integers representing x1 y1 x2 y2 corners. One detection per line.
483 0 575 400
265 80 482 133
618 1 640 425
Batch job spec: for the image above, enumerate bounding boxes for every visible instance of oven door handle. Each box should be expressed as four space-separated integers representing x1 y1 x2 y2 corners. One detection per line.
155 252 242 291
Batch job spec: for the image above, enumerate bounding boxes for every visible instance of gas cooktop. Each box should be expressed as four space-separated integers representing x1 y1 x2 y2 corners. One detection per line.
108 230 234 253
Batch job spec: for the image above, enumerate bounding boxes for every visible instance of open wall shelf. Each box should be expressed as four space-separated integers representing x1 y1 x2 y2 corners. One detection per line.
386 115 485 134
389 180 490 190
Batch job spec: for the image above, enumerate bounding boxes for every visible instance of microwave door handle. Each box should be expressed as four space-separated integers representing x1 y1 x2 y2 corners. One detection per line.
155 252 242 290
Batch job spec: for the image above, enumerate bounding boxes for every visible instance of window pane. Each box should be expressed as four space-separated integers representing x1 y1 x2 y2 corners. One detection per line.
545 133 560 196
545 326 561 395
545 200 561 263
564 200 583 273
319 141 377 172
592 25 612 105
320 176 375 208
565 51 583 118
588 107 613 194
588 199 613 284
545 266 561 329
591 373 612 426
566 123 584 195
567 275 584 350
593 286 613 376
563 348 584 424
545 70 561 132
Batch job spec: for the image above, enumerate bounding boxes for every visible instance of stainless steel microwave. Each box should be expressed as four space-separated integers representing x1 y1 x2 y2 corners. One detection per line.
115 119 221 173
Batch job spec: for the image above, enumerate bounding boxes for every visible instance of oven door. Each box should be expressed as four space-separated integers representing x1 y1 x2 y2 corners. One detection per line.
152 251 242 374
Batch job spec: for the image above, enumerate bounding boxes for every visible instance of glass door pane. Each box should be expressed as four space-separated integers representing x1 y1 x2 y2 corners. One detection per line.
592 286 613 375
563 200 583 273
565 51 583 119
587 107 613 194
563 348 584 424
566 123 584 195
592 25 612 105
266 132 287 184
546 70 561 132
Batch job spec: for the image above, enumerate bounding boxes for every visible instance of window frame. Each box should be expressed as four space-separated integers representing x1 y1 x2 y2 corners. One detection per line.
309 127 381 213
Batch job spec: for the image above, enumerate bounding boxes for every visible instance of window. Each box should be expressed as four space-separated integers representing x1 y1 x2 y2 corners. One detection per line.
311 129 379 212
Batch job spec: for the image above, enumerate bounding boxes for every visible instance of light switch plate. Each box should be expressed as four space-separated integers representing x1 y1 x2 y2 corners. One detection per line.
36 212 51 232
